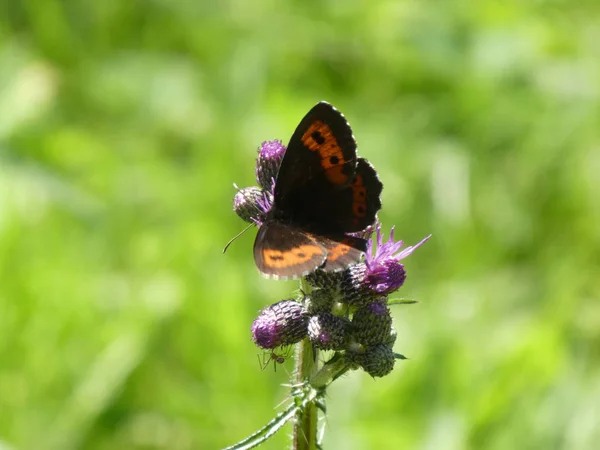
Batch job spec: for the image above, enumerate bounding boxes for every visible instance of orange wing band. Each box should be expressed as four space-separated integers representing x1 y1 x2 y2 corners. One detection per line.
301 121 349 185
326 241 352 261
262 245 324 269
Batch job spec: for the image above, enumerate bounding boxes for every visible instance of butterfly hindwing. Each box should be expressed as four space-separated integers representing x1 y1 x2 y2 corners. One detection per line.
273 157 382 235
317 235 368 272
320 158 383 233
254 222 327 279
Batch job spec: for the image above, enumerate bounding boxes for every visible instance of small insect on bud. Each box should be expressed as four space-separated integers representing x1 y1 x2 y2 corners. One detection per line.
308 313 350 351
251 299 309 349
351 300 393 347
256 140 286 192
259 346 292 371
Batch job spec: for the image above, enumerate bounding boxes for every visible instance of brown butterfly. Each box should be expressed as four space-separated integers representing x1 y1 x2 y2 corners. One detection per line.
254 102 383 279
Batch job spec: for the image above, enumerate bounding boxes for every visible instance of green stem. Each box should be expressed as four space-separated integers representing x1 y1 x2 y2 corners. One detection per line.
310 353 350 389
293 279 319 450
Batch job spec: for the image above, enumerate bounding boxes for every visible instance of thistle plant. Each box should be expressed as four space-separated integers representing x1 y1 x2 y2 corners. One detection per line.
226 140 430 449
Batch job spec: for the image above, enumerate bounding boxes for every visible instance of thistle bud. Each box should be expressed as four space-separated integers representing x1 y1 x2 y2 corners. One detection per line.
306 288 336 315
341 263 379 306
251 299 308 349
306 269 344 290
351 300 392 347
256 140 286 192
233 186 271 224
308 313 350 351
357 343 396 378
386 326 397 347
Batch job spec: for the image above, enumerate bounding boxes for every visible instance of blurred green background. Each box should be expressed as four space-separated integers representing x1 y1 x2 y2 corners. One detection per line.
1 1 599 449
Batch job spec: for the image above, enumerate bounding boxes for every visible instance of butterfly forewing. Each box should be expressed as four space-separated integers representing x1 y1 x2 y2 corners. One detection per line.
274 102 358 225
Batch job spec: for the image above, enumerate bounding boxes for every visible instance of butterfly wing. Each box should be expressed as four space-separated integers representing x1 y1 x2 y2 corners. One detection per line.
274 102 358 222
315 158 383 233
275 102 358 198
316 234 368 272
274 103 382 234
254 222 327 279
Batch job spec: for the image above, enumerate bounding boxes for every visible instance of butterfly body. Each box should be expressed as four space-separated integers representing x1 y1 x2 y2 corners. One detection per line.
254 102 383 279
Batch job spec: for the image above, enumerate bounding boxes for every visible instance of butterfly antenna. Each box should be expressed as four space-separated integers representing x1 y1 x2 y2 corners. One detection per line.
222 223 255 254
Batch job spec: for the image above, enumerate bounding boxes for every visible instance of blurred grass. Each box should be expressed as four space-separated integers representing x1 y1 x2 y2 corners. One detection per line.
1 1 599 449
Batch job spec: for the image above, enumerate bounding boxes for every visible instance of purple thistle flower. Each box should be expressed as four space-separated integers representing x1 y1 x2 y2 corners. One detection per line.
256 140 286 192
348 224 376 241
232 185 273 226
253 186 273 226
363 223 431 295
251 299 308 349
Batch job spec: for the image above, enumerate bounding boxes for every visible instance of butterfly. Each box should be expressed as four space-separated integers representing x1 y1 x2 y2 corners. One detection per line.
254 101 383 279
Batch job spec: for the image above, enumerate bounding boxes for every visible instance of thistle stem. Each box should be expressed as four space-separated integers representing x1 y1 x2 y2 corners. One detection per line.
293 279 319 450
310 353 350 389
